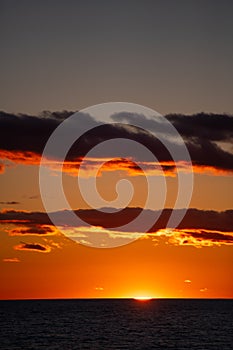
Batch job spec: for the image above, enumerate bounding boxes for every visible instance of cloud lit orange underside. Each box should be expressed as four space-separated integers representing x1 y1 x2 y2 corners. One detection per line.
0 149 232 176
2 222 233 253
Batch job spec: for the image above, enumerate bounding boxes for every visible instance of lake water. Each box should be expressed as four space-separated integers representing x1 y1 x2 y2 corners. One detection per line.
0 299 232 349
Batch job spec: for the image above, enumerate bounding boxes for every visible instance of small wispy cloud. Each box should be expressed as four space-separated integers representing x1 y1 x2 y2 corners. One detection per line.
2 257 20 263
200 288 208 292
0 201 20 205
95 287 104 291
14 242 51 253
184 279 192 283
8 224 57 236
28 195 39 200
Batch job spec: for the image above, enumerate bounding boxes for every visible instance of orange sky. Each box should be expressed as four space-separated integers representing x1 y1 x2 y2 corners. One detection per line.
1 226 233 299
0 155 232 299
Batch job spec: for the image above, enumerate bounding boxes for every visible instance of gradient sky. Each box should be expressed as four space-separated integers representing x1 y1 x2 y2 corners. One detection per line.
1 0 233 115
0 0 233 299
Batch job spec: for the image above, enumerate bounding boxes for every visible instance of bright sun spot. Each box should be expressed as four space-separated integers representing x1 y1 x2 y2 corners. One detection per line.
133 296 153 301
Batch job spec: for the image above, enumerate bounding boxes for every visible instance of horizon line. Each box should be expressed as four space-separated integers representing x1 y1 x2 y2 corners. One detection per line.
0 297 232 301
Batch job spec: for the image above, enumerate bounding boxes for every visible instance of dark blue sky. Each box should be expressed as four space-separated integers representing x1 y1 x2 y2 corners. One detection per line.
1 0 233 114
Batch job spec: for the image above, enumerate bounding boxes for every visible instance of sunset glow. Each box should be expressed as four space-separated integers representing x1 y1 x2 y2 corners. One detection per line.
1 3 233 350
133 296 154 301
0 1 233 302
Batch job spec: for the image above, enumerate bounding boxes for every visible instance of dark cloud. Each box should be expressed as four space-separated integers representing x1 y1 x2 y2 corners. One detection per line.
74 208 233 234
0 111 232 172
170 114 233 170
39 110 73 120
0 110 73 154
0 201 20 205
111 112 233 172
0 209 51 225
14 241 51 253
1 207 232 236
166 113 233 142
183 229 233 243
9 224 55 236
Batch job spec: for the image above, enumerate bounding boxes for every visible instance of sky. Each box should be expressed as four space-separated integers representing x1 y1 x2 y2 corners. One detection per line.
0 0 233 299
1 0 233 115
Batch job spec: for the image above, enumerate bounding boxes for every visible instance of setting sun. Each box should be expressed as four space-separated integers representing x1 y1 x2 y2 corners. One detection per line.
133 296 154 301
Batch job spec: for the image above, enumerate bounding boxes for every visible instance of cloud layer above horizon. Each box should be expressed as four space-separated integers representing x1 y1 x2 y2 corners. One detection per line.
1 207 232 250
1 110 232 250
0 110 232 175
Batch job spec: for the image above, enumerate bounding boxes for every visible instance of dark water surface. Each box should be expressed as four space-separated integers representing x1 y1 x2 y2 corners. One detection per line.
0 299 232 349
